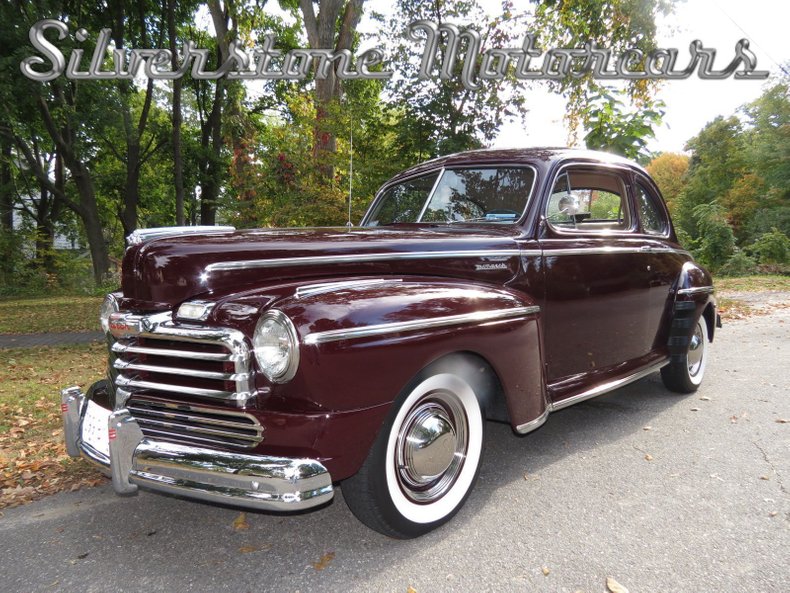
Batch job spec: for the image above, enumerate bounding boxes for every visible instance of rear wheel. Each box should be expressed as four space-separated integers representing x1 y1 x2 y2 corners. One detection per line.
343 370 485 538
662 315 708 393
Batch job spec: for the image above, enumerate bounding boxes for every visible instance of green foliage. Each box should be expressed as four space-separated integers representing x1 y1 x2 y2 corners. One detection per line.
532 0 673 139
690 203 735 271
582 89 664 163
379 0 528 158
718 250 758 277
748 228 790 265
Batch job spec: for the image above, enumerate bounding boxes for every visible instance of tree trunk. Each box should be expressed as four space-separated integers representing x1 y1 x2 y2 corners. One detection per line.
168 0 185 226
299 0 365 175
70 162 111 283
121 137 140 237
0 138 12 230
199 78 224 226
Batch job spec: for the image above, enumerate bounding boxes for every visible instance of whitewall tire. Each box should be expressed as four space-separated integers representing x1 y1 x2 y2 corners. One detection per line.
343 369 485 538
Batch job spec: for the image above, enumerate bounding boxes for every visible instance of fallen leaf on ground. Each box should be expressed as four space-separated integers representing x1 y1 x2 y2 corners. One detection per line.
644 454 653 461
312 551 335 571
406 587 417 593
759 475 770 481
541 566 550 576
232 512 249 531
239 545 259 554
607 576 629 593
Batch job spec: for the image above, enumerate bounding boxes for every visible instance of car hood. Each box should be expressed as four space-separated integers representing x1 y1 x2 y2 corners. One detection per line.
119 226 525 308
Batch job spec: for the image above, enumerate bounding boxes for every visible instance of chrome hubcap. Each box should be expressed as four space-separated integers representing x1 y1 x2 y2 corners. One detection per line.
687 322 705 377
396 391 468 503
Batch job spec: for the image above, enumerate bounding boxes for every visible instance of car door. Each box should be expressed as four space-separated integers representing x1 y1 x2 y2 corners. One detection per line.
538 163 653 400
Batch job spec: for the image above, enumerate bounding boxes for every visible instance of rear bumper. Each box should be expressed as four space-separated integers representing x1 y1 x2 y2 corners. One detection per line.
60 386 334 511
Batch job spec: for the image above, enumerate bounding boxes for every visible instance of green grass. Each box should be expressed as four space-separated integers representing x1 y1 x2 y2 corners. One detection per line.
0 295 103 334
0 343 108 507
714 274 790 293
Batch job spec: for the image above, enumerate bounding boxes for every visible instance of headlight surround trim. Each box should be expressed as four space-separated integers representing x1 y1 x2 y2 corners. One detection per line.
253 309 300 383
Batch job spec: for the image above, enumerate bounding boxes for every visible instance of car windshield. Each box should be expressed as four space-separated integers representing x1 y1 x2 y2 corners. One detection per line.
365 167 536 226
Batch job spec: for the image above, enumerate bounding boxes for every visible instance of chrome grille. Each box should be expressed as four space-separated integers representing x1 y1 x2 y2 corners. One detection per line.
126 398 263 449
111 324 253 404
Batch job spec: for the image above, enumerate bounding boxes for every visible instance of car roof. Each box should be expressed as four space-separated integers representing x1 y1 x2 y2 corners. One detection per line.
385 147 647 185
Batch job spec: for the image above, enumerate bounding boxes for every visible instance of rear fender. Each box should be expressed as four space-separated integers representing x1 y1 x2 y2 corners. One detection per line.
668 262 717 362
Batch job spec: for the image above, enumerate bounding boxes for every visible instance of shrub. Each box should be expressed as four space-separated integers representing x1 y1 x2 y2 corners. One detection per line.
718 250 758 276
748 228 790 265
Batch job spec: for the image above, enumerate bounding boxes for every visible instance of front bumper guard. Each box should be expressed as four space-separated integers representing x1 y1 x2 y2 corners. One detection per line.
60 386 334 511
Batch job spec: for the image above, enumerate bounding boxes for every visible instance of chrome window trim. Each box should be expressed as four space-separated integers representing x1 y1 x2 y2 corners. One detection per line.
416 164 538 225
544 162 638 237
304 305 540 345
415 168 445 222
633 176 671 239
543 246 691 257
362 169 443 227
677 286 714 296
205 249 524 273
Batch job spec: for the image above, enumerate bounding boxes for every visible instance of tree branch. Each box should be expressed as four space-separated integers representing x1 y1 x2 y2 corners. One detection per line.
299 0 320 48
336 0 365 52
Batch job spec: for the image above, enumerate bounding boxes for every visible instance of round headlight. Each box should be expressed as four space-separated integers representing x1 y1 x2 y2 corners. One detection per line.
253 310 300 383
100 294 119 334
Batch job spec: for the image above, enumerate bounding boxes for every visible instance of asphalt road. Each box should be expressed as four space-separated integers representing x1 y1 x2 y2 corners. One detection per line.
1 308 788 593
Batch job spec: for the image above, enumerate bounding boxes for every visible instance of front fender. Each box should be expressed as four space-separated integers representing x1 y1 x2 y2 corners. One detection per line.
274 277 546 427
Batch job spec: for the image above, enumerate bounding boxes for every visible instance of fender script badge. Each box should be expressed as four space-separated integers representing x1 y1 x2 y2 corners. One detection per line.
475 263 509 271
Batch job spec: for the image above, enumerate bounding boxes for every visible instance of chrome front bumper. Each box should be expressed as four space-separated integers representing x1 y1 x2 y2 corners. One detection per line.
60 386 334 511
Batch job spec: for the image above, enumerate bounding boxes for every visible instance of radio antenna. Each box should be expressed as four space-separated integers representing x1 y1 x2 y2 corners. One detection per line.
347 119 353 227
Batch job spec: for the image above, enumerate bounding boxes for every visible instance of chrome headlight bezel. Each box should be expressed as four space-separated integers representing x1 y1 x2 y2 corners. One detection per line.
252 309 300 383
100 293 119 334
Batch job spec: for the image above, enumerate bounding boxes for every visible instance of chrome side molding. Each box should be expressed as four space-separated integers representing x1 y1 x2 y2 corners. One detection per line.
205 249 524 273
304 305 541 345
514 359 670 434
550 359 669 412
126 226 235 246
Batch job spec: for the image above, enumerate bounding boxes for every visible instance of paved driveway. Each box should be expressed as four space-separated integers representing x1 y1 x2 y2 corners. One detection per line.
1 309 788 593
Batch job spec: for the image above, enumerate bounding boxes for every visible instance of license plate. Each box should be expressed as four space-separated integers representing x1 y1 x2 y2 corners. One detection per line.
82 400 111 457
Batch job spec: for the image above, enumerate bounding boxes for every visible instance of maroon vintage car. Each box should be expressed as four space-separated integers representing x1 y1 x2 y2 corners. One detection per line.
61 148 717 538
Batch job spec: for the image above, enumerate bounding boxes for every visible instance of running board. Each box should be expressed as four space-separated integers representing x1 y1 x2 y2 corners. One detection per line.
515 359 669 434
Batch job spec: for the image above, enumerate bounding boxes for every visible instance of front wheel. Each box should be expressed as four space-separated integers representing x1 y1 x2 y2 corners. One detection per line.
662 315 709 393
342 371 485 538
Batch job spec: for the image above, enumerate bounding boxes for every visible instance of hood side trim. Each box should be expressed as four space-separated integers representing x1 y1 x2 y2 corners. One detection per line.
205 249 532 273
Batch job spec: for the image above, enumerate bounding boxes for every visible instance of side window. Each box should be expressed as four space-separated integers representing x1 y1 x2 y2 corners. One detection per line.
546 169 631 232
366 173 439 226
635 182 669 235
